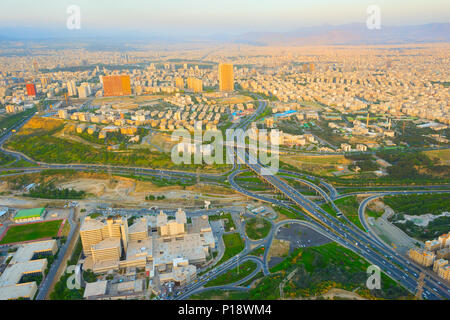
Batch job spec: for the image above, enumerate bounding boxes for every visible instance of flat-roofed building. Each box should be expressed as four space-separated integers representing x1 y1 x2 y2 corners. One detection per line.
120 238 152 269
80 216 128 256
128 217 148 242
13 207 46 223
159 263 196 286
438 233 450 248
409 248 436 267
436 247 450 260
103 75 131 97
433 259 448 272
425 239 441 252
10 240 57 264
157 210 186 239
438 264 450 281
81 208 214 283
0 258 47 300
83 281 108 299
91 238 121 264
0 282 38 300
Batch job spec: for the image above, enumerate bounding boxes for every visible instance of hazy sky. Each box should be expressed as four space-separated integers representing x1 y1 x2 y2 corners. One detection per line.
0 0 449 35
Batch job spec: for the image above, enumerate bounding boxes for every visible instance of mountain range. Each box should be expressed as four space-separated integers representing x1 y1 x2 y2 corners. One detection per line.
0 23 449 46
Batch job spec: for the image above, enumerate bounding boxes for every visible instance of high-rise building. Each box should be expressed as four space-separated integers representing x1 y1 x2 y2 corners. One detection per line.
103 75 132 97
219 63 234 92
78 83 91 98
26 83 36 97
80 216 129 256
67 80 77 97
187 77 203 93
40 77 49 87
175 77 184 90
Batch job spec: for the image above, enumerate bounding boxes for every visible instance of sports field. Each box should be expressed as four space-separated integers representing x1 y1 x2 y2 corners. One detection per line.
0 220 63 244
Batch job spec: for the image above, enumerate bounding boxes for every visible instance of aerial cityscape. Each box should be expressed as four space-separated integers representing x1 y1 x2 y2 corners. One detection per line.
0 0 449 307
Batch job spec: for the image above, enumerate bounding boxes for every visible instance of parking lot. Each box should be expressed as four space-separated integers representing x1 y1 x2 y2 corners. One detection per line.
275 223 331 254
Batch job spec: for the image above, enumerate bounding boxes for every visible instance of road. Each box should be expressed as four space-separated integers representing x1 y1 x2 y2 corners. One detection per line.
35 207 77 300
230 97 450 300
1 95 449 300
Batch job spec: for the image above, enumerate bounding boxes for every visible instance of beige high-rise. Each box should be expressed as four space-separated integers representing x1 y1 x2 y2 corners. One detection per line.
219 63 234 92
80 216 129 256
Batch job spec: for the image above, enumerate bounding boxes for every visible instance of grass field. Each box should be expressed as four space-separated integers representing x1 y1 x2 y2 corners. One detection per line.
280 155 351 176
218 233 245 265
423 149 450 165
245 218 272 240
264 242 411 300
334 196 365 231
205 261 257 287
209 213 236 232
0 220 62 244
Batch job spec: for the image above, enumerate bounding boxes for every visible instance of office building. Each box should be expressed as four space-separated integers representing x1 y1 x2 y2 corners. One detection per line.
80 216 129 257
80 209 215 288
0 240 57 300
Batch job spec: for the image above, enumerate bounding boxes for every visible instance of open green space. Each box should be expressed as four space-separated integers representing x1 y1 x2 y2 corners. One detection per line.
0 107 36 133
209 213 236 232
333 196 365 231
218 233 245 265
249 246 266 257
194 242 411 300
385 194 450 241
6 126 229 172
266 242 411 300
245 218 271 240
205 261 257 287
0 153 15 166
189 289 249 300
50 267 84 300
0 219 63 244
383 193 450 216
24 183 86 199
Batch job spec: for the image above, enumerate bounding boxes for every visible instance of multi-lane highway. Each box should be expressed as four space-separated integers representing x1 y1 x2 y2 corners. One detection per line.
1 96 449 300
228 97 450 300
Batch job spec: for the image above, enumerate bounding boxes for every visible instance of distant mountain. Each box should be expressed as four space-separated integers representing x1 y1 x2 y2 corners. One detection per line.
0 23 449 46
231 23 450 46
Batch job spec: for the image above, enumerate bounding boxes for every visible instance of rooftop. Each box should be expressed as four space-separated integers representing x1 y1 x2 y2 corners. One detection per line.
10 240 57 264
0 259 47 288
14 207 45 220
0 282 37 300
83 280 108 299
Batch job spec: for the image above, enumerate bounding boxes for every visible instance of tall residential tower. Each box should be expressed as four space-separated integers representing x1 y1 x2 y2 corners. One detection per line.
218 63 234 92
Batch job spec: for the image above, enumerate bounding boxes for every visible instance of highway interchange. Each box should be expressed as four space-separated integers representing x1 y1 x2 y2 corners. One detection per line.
0 96 449 300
